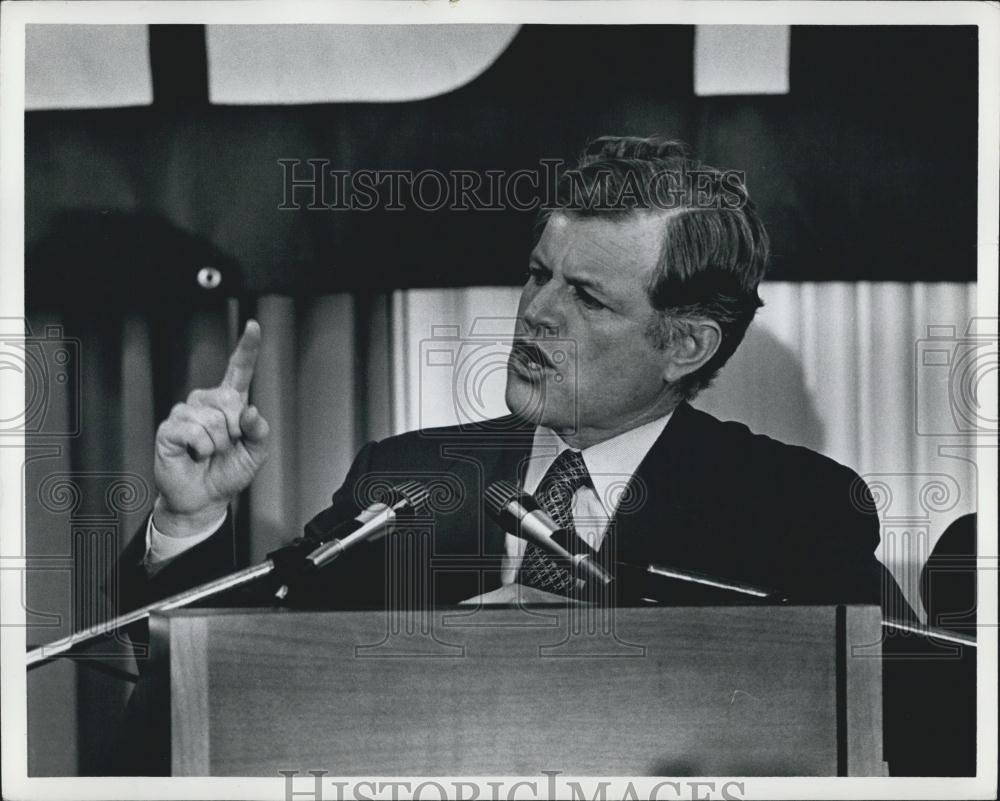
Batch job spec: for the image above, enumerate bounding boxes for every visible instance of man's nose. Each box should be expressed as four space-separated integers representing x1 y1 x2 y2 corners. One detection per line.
520 281 563 336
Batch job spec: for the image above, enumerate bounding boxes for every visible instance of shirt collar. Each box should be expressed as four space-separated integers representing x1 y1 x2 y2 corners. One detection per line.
522 412 673 517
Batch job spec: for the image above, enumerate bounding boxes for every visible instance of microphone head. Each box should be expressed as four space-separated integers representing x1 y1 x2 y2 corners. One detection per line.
484 480 542 523
373 480 431 516
484 480 519 521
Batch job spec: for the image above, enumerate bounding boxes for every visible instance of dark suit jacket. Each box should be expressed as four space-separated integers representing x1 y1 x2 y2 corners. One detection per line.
117 401 899 614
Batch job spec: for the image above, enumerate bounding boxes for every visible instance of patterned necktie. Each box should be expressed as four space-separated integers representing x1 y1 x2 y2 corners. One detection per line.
517 449 594 595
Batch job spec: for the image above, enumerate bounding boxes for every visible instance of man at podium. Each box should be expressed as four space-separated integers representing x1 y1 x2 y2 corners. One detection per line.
117 135 903 617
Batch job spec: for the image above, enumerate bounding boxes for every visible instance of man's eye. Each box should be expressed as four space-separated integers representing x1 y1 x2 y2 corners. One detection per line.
526 267 549 284
573 286 605 310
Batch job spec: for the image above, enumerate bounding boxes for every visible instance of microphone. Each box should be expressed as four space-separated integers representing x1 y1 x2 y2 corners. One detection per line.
268 480 430 580
304 480 430 569
645 563 780 599
484 480 613 588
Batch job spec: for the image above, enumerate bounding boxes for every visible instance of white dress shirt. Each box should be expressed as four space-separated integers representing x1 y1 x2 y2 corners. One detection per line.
500 412 672 585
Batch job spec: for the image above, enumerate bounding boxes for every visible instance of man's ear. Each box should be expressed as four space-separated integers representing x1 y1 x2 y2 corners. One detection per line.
661 319 722 383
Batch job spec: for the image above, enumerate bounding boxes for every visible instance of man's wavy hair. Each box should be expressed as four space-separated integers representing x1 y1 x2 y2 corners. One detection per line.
534 135 770 400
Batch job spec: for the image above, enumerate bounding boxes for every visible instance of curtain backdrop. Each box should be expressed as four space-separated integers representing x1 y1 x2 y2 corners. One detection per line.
26 281 978 774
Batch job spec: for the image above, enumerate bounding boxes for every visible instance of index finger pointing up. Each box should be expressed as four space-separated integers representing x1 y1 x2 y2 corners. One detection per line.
221 319 261 398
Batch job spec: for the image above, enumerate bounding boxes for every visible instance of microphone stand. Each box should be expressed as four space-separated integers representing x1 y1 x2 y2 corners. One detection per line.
26 559 277 667
620 560 978 647
27 483 429 668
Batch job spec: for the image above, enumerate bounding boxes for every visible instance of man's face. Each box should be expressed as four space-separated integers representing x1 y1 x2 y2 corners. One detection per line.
505 212 675 444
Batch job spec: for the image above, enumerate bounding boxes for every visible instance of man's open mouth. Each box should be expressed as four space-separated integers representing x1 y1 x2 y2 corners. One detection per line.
510 340 552 372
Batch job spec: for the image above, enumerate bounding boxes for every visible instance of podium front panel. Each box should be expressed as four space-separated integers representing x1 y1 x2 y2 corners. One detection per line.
151 605 884 776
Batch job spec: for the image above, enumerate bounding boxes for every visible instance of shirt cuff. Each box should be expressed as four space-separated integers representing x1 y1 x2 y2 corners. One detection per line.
143 509 227 571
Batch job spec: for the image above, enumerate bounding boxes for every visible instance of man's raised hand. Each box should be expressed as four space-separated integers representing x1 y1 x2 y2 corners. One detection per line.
152 320 271 538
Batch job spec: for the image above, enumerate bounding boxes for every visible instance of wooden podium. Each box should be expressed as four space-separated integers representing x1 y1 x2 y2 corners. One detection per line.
148 604 886 776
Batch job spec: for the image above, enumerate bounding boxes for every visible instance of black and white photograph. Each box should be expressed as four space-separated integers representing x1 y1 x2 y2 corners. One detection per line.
1 1 997 799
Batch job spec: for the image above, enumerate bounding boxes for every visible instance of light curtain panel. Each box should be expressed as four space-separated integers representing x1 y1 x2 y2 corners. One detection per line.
205 24 521 104
694 25 790 96
25 25 153 110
